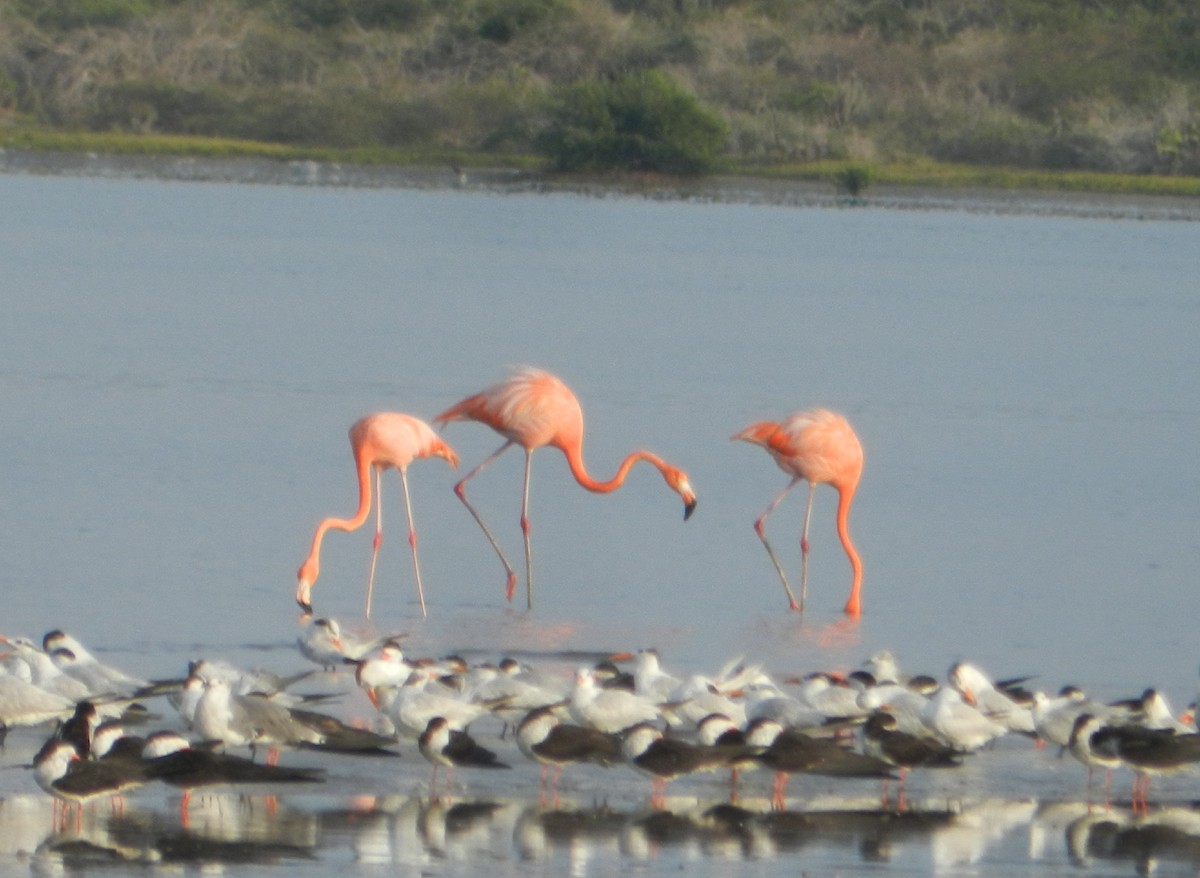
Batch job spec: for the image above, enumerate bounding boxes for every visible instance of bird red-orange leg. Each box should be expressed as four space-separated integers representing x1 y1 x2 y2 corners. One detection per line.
452 441 519 603
651 777 667 810
398 468 427 618
520 449 534 610
771 772 789 810
365 467 384 619
798 481 818 616
753 478 803 611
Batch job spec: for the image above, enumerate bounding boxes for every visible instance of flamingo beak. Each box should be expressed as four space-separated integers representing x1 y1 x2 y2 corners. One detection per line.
296 579 314 616
683 498 697 521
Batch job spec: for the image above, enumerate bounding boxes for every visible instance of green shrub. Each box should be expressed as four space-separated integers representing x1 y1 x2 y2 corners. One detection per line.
834 164 873 196
537 70 728 175
476 0 564 43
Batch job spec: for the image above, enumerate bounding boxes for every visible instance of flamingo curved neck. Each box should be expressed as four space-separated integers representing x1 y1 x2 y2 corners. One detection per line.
304 457 375 571
561 444 667 494
835 484 863 611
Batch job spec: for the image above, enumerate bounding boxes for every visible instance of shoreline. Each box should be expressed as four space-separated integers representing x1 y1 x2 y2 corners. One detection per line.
3 146 1199 221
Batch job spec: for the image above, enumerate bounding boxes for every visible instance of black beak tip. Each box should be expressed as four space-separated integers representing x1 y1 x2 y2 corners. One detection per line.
298 599 314 616
684 500 697 521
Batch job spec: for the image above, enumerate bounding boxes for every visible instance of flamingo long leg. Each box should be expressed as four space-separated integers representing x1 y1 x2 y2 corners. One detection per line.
798 481 818 615
398 468 427 617
452 440 518 601
365 466 383 619
753 477 803 611
520 449 534 610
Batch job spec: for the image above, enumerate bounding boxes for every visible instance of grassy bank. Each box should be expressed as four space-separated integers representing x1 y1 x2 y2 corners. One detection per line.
5 124 1200 200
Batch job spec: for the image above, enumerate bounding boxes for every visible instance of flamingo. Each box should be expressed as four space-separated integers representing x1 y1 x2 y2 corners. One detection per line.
433 367 697 609
732 409 863 616
296 412 459 619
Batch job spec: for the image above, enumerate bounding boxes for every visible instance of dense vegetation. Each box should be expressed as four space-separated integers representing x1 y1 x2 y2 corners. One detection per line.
2 0 1199 178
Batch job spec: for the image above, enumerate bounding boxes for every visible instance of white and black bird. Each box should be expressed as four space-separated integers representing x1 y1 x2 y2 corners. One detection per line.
620 722 750 809
142 730 325 804
418 716 509 796
516 706 621 804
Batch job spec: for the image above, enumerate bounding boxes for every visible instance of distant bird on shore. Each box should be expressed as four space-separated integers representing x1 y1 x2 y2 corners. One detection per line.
434 367 696 608
142 730 325 821
297 412 459 619
34 740 145 828
621 722 750 809
732 409 863 616
418 716 509 797
862 710 961 808
516 706 622 805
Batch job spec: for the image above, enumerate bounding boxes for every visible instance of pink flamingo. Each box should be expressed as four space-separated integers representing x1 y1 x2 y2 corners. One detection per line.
296 413 459 619
434 367 697 609
732 409 863 616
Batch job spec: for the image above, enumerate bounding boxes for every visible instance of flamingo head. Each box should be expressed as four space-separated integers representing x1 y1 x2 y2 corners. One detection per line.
296 559 318 615
662 467 697 520
432 439 460 469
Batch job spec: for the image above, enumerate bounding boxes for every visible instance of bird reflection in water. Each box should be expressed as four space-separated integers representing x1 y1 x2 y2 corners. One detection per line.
32 795 318 867
18 792 1200 872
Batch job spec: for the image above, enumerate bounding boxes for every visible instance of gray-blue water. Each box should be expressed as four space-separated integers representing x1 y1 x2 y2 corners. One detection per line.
1 169 1199 875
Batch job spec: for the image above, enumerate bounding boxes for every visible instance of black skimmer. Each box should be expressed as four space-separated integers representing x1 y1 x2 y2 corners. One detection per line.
1068 712 1127 808
55 700 102 758
753 725 894 810
142 730 324 821
418 716 509 798
590 660 636 692
694 712 764 801
1073 716 1200 814
620 722 752 809
862 710 961 809
33 739 146 829
91 720 148 765
516 706 621 805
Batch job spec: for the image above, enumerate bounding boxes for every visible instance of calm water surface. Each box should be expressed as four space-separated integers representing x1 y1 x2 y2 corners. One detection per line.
1 170 1198 875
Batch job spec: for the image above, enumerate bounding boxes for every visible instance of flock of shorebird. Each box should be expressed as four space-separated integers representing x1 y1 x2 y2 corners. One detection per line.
6 620 1200 829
